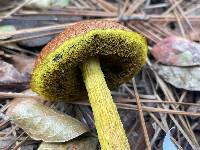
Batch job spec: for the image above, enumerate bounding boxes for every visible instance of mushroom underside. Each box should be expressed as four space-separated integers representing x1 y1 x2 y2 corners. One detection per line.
31 29 147 100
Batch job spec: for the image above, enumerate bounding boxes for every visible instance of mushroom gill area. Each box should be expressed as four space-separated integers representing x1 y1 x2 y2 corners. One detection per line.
31 29 147 101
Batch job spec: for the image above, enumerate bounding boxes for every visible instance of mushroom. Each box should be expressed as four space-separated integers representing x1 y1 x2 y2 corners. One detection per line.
31 20 147 150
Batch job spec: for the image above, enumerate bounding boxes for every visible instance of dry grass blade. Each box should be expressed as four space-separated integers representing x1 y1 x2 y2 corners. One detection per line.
69 101 200 117
170 0 194 32
162 0 184 16
149 113 183 149
14 10 116 17
173 10 186 37
70 0 83 8
12 136 29 150
3 91 200 107
119 15 200 22
128 23 159 43
135 23 163 41
0 23 72 37
0 92 41 99
155 76 199 148
185 4 200 15
3 0 33 18
118 0 129 18
0 30 61 45
147 60 200 150
93 0 117 12
132 79 151 150
5 132 26 150
124 0 145 16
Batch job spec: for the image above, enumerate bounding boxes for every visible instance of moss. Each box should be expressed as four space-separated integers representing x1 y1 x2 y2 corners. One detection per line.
31 29 147 100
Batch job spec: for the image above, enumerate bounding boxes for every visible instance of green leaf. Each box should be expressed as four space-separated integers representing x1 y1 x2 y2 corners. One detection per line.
6 91 88 142
38 135 98 150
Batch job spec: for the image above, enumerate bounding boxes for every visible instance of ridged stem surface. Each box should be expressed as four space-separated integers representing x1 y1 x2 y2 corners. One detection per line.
81 57 130 150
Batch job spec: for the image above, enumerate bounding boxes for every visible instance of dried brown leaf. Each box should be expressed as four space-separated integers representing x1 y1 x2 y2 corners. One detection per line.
0 60 29 91
154 64 200 91
151 36 200 66
0 60 22 83
11 54 35 74
6 92 88 142
38 135 98 150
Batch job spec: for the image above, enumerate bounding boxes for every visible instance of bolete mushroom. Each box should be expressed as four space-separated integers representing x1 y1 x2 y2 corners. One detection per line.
31 20 147 150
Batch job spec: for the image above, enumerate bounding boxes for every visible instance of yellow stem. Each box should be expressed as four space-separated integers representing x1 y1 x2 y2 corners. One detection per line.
81 57 130 150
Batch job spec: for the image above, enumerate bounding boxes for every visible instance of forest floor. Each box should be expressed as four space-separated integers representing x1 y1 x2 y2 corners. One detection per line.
1 0 200 150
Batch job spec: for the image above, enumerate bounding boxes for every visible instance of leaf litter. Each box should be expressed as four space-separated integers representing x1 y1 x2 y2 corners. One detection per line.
151 36 200 91
6 90 88 142
38 134 98 150
151 36 200 66
1 0 200 150
153 64 200 91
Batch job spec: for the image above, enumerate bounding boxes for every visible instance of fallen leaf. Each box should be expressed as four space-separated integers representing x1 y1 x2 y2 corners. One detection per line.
1 53 35 84
38 135 98 150
0 60 28 91
0 25 16 40
154 64 200 91
26 0 70 9
0 60 22 83
151 36 200 66
163 127 177 150
11 54 35 75
17 33 54 48
6 90 88 142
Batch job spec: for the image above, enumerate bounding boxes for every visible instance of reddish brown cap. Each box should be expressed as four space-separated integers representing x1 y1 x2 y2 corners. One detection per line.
35 20 127 68
31 20 147 101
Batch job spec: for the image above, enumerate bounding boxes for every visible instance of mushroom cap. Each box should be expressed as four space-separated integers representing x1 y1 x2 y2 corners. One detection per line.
31 20 147 101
